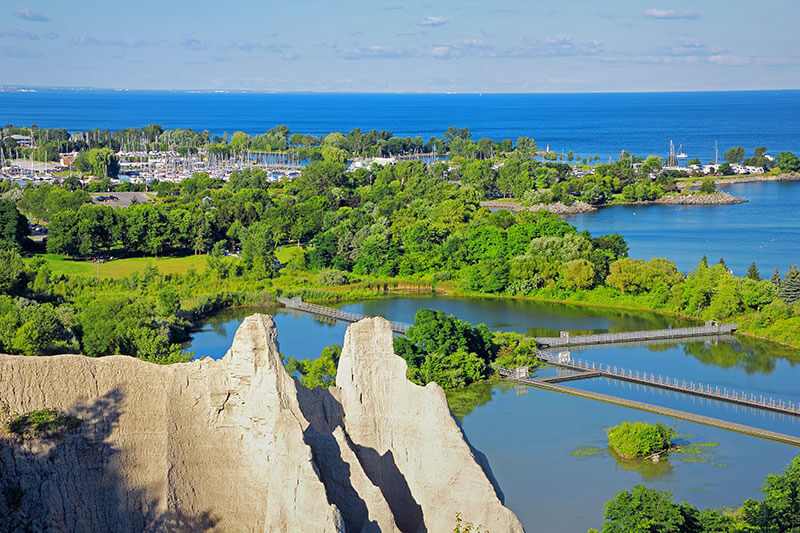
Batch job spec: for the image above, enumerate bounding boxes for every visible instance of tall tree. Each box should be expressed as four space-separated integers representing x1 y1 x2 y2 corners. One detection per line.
770 267 782 288
746 262 760 281
778 265 800 303
0 199 29 251
723 146 745 165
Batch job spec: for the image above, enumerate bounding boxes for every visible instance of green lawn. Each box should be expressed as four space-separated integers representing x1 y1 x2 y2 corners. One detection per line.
27 254 210 279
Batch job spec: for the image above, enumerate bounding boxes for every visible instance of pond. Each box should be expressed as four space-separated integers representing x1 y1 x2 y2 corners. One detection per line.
184 296 800 531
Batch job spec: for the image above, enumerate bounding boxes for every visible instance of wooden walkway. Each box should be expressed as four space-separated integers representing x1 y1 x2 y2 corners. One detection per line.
277 297 412 334
533 323 737 347
497 369 800 447
533 351 800 417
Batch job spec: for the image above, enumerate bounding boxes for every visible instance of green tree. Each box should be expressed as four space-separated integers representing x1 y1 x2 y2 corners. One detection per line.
602 485 686 533
286 344 341 389
778 264 800 304
699 178 716 194
746 455 800 532
746 262 760 281
561 258 595 289
723 146 745 165
0 250 26 295
776 151 800 172
582 182 608 205
607 421 674 458
87 147 120 178
229 131 251 153
0 199 29 251
241 221 277 278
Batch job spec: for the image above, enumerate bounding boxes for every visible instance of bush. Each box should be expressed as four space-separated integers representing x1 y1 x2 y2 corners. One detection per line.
317 269 349 286
6 408 80 438
521 189 553 205
607 421 674 459
699 178 716 194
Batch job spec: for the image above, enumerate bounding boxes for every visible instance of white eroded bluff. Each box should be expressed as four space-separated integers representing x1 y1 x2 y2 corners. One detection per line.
0 314 524 532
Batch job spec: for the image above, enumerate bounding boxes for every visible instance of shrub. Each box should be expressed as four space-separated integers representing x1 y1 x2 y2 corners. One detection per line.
317 269 349 286
7 408 80 438
607 421 674 459
699 178 716 194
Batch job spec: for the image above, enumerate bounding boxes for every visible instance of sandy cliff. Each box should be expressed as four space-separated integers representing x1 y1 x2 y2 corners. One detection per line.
0 314 523 532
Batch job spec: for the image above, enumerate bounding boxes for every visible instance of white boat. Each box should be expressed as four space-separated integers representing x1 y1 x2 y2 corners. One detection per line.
676 144 688 158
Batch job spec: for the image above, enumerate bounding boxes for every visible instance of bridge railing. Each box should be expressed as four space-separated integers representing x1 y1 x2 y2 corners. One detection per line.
534 323 737 347
278 297 412 333
535 351 800 414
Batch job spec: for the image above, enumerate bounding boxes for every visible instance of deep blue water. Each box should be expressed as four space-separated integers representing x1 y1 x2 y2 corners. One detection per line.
2 90 799 162
568 181 800 275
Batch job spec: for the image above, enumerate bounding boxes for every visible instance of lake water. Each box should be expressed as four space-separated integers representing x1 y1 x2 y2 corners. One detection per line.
3 90 800 163
185 296 800 531
568 181 800 276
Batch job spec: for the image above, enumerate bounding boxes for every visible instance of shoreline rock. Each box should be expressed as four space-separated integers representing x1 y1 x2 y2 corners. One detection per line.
0 315 523 532
654 192 746 205
482 199 597 214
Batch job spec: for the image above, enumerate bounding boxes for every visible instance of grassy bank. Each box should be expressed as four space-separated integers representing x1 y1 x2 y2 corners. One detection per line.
24 254 210 280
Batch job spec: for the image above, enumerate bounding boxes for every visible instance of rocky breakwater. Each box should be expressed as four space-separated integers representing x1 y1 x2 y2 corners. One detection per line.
655 192 746 205
0 315 523 532
482 199 596 215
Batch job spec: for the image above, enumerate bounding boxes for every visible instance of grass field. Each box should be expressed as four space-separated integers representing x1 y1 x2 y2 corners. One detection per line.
27 254 210 280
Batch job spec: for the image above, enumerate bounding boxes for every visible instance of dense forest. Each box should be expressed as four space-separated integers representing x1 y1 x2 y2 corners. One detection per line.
1 155 800 379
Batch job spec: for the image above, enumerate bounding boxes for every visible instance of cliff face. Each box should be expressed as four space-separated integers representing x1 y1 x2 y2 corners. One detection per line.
0 314 523 532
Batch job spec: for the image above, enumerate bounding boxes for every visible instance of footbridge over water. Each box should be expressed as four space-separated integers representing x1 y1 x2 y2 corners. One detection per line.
533 322 737 348
277 297 737 348
277 297 412 334
497 362 800 447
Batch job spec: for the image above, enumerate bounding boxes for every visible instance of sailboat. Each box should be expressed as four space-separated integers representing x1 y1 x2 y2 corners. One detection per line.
676 144 688 159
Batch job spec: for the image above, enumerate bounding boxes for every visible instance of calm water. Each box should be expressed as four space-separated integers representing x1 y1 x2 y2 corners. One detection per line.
337 295 692 336
569 181 800 275
3 90 800 162
185 297 800 531
459 379 797 532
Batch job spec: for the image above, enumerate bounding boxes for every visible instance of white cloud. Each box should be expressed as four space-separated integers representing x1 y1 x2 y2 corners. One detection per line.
417 16 448 27
341 46 419 60
74 36 149 47
14 9 49 22
708 54 750 66
643 9 698 19
0 28 39 40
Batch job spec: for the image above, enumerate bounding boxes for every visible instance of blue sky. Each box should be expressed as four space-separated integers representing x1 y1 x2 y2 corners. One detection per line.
1 0 798 92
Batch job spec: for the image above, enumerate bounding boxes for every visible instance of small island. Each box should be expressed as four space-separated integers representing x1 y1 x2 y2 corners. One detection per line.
607 421 675 460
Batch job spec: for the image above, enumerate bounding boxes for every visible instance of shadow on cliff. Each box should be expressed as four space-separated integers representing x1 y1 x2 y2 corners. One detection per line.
0 387 218 532
296 384 426 533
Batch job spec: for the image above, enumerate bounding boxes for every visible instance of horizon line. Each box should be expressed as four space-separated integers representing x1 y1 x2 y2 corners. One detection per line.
2 85 799 96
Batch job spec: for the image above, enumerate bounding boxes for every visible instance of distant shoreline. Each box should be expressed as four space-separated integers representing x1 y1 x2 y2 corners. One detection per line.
679 172 800 189
481 191 747 215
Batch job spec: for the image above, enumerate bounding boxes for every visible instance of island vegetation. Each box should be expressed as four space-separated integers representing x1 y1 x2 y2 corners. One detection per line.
607 421 675 459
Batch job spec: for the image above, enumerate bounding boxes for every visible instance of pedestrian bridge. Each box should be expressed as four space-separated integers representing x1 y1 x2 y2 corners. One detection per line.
277 297 736 348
